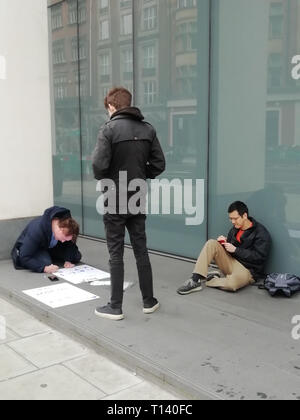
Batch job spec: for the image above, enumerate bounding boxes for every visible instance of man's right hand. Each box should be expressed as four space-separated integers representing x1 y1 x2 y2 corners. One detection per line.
217 236 227 243
44 265 59 274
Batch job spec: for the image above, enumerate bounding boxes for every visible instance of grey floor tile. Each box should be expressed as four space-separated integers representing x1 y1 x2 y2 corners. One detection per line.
5 309 51 337
0 365 105 400
102 381 180 400
64 351 142 395
0 297 17 315
8 330 88 368
0 344 36 381
0 327 18 345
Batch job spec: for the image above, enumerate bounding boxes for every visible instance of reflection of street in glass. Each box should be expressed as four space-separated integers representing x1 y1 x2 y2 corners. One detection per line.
266 161 300 194
248 185 300 275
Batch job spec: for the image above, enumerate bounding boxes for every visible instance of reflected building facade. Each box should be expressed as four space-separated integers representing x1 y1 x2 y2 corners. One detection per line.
48 0 300 273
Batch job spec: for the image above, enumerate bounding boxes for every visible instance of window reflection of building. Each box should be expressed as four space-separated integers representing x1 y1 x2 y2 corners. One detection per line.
78 0 87 23
79 37 88 60
143 5 158 32
176 22 197 53
177 0 197 9
99 0 108 11
71 36 88 62
174 6 197 99
68 0 78 25
140 40 157 105
165 0 198 169
54 75 68 99
98 50 111 101
95 0 134 106
143 44 156 71
120 12 132 36
53 40 66 64
99 19 110 41
51 5 63 30
269 2 283 39
121 48 133 75
76 73 87 97
47 0 300 262
118 0 133 92
68 0 87 24
50 0 200 171
264 0 300 254
120 0 132 9
268 53 283 88
143 80 157 105
50 1 90 159
266 0 300 184
137 0 161 109
51 2 82 100
99 52 111 79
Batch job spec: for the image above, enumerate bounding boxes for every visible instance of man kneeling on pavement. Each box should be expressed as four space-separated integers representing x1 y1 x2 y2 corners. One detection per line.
177 201 271 295
11 206 81 274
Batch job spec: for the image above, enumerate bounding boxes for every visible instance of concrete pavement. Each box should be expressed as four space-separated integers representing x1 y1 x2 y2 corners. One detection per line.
0 296 183 400
1 236 300 400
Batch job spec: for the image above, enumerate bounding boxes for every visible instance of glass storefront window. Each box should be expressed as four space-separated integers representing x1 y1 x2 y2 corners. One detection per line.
209 0 300 274
49 0 300 274
49 1 83 228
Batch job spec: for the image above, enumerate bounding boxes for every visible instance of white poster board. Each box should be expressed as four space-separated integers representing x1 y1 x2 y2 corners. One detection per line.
89 280 133 291
23 283 99 309
55 265 110 285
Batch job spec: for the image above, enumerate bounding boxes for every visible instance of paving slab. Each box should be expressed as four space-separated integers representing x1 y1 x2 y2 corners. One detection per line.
0 297 18 315
64 352 143 395
0 344 37 381
8 330 88 369
4 308 51 337
0 365 105 400
0 328 18 345
101 381 180 401
0 237 300 399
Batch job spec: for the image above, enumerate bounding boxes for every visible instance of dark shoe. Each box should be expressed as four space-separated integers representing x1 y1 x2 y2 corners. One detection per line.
143 299 160 314
177 278 202 295
206 271 221 281
95 304 124 321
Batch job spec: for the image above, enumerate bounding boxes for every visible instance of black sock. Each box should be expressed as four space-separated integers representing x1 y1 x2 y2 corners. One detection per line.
192 273 205 282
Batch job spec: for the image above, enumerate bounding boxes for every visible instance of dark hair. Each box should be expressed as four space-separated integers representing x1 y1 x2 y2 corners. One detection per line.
228 201 249 217
104 87 132 110
57 217 80 242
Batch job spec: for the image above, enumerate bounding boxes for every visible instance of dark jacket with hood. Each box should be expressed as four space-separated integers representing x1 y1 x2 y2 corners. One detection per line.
227 217 271 280
11 206 81 273
92 107 166 184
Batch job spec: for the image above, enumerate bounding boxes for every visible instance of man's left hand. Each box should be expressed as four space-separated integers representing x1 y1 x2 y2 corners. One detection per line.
64 262 75 269
223 243 236 253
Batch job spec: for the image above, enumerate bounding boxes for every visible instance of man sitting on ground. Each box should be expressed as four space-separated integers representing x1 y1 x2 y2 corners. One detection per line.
177 201 271 294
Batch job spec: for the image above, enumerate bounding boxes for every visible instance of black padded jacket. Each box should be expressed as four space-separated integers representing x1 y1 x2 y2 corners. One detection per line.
92 107 165 183
227 217 271 280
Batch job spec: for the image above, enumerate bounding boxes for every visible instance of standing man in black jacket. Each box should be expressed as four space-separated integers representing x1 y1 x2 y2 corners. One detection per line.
177 201 271 294
92 87 165 320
